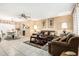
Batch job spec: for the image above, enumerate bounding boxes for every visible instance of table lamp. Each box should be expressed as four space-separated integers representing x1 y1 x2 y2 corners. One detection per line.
61 22 68 34
34 25 37 32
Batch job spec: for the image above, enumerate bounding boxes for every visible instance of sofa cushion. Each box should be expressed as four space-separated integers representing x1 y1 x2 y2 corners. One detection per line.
44 32 48 35
59 36 67 42
66 33 75 42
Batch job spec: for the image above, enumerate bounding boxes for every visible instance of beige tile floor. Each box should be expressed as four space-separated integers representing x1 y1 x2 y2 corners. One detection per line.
0 37 50 56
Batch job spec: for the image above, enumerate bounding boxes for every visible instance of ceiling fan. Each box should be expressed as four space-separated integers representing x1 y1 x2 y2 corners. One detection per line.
16 13 31 19
20 13 31 19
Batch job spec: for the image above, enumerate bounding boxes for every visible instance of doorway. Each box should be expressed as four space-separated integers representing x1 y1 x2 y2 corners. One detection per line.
23 30 25 36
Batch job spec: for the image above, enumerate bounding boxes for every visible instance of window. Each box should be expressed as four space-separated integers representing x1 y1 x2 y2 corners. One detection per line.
73 4 79 35
0 23 15 33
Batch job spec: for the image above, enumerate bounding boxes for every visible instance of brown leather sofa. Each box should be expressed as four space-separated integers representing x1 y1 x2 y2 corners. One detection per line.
48 33 79 56
30 30 55 45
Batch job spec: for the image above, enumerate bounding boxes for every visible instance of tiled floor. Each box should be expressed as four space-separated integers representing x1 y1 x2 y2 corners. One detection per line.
0 37 50 56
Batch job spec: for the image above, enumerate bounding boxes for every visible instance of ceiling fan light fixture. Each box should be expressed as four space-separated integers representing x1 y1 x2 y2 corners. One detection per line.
20 13 31 19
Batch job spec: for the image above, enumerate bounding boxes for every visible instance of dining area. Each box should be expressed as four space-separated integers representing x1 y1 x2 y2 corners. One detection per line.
0 29 20 42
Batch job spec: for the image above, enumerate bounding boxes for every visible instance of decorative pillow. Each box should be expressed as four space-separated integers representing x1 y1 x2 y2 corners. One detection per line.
66 33 75 42
59 36 67 42
50 32 55 35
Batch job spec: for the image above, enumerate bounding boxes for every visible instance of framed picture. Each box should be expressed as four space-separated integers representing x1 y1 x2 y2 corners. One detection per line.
42 20 46 28
48 18 54 28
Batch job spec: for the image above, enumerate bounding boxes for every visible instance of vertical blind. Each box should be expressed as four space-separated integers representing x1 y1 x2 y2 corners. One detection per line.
73 4 79 35
77 6 79 35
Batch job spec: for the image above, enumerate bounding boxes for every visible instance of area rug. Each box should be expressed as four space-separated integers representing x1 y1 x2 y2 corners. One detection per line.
24 41 48 51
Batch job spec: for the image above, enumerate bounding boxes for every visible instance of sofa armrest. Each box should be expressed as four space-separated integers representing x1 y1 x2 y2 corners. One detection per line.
51 41 69 47
48 41 69 56
52 37 61 41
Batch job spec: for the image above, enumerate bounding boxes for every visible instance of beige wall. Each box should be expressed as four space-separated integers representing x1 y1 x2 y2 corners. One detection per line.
16 15 73 37
19 20 42 37
0 14 73 37
28 20 42 36
53 15 73 35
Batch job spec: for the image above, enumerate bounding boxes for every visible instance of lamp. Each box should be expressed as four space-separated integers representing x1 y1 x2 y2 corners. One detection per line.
61 22 68 34
34 25 37 32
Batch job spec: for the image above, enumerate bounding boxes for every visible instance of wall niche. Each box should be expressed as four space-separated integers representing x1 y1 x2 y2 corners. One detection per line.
48 18 54 28
42 20 46 28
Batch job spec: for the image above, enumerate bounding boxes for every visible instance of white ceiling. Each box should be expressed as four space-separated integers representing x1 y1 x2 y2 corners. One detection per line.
0 3 75 20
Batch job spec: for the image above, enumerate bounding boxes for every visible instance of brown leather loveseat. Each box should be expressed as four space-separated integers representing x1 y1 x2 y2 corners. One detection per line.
48 33 79 56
